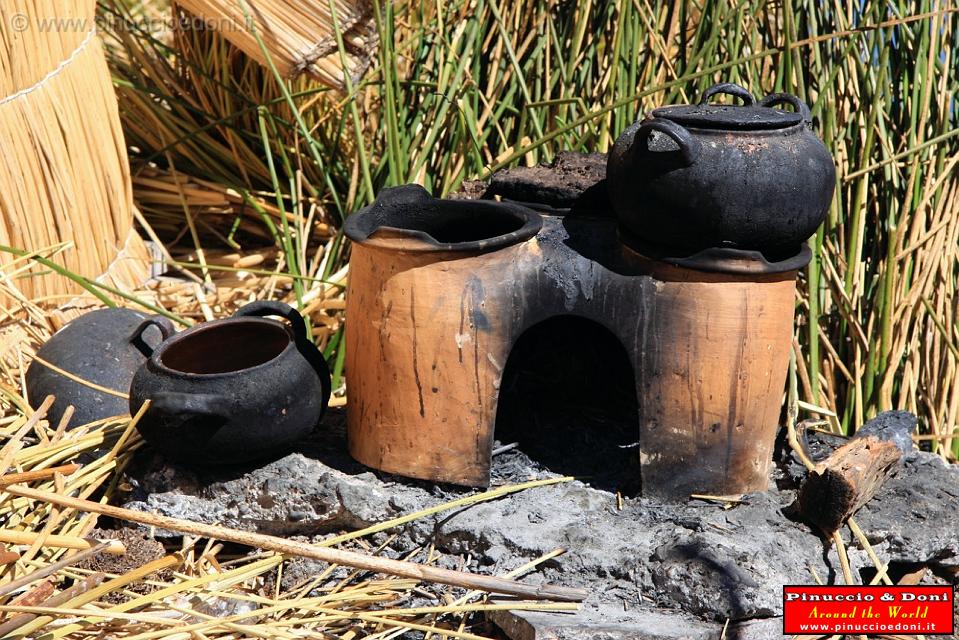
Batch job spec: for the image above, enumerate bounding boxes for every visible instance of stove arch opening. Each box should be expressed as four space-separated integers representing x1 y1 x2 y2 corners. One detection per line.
493 315 640 494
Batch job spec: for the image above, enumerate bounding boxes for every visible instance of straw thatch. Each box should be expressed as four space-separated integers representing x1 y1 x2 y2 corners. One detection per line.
0 0 147 302
171 0 376 88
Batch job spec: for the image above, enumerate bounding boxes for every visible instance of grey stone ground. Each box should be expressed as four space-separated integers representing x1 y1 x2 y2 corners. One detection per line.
122 414 959 638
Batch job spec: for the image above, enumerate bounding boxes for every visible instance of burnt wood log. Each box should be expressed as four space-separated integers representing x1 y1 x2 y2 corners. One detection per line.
853 409 916 455
797 412 916 536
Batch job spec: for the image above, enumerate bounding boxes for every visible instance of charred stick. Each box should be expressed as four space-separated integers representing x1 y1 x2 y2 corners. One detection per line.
797 437 903 536
0 573 105 637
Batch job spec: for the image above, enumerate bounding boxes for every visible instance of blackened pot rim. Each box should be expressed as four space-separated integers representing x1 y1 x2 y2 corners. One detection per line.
150 317 294 380
622 230 813 275
642 115 808 137
345 186 543 254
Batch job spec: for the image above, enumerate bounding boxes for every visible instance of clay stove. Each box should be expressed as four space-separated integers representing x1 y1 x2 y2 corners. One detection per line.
343 184 806 499
344 84 835 500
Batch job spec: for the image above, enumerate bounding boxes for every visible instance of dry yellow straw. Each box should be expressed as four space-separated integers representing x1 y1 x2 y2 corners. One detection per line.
0 530 126 555
0 1 146 300
6 484 588 602
172 0 374 87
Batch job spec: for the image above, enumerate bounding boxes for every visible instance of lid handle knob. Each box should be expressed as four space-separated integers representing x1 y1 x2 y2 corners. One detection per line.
759 92 812 123
700 83 755 106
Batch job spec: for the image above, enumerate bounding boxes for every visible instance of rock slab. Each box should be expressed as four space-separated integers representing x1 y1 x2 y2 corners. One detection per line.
122 423 959 636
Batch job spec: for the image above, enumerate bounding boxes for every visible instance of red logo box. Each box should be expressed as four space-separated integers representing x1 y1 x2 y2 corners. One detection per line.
783 585 954 636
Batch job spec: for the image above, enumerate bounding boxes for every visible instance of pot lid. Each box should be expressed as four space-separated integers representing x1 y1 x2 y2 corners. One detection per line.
651 83 807 131
651 104 803 130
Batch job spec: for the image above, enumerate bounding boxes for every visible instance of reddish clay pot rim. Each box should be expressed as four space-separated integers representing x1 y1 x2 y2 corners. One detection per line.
151 317 294 380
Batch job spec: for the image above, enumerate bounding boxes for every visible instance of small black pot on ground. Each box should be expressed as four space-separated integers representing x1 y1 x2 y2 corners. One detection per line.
129 301 331 465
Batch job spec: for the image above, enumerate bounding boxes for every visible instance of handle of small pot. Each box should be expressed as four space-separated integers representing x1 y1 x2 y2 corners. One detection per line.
149 392 230 421
233 301 309 344
129 317 176 358
233 301 332 411
700 82 755 106
759 92 812 123
634 118 699 167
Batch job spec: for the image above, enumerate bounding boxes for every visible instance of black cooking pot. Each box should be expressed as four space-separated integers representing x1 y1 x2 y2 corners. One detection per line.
26 308 174 427
129 301 331 465
607 83 836 258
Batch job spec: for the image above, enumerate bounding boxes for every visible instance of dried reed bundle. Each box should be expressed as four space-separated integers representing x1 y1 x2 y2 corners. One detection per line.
132 166 333 245
91 224 152 297
172 0 375 88
0 0 146 300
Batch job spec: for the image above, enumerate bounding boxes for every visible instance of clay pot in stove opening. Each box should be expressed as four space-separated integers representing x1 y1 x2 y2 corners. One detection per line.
129 301 331 465
26 308 175 427
608 82 836 258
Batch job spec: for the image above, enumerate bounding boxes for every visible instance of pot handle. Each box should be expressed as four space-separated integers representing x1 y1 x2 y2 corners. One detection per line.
232 301 332 410
635 118 699 167
700 82 755 106
129 317 176 358
759 92 812 123
149 391 230 420
233 301 309 344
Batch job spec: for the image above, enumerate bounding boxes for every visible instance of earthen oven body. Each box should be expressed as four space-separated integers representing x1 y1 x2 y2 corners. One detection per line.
345 185 803 499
